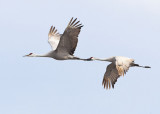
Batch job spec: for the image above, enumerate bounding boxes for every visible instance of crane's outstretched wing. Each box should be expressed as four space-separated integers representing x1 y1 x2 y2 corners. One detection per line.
56 17 83 55
102 63 120 89
103 62 131 89
48 26 61 50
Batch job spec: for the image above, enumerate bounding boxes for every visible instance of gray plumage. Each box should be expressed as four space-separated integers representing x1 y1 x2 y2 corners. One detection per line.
25 17 90 61
56 17 83 56
90 56 151 89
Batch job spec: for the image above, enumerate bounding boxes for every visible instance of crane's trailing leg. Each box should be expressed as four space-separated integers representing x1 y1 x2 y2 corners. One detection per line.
71 56 92 61
132 63 151 68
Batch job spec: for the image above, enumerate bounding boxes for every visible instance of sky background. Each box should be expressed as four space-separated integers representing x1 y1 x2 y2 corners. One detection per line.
0 0 160 114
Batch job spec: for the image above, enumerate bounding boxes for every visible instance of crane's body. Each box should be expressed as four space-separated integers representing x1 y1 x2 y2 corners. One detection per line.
90 56 151 89
25 18 90 61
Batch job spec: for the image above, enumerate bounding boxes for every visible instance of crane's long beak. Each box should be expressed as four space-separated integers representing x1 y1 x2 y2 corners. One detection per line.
23 55 28 57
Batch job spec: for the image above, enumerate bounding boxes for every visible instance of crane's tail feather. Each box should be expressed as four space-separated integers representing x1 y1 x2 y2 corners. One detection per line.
132 63 151 68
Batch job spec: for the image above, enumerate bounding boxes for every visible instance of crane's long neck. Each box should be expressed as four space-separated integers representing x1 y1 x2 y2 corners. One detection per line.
29 51 54 58
92 57 114 62
33 54 50 57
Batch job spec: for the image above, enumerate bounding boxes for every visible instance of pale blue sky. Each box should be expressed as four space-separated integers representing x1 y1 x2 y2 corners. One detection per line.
0 0 160 114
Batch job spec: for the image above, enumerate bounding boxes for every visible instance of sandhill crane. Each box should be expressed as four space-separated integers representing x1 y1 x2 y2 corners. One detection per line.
90 56 151 89
24 17 90 61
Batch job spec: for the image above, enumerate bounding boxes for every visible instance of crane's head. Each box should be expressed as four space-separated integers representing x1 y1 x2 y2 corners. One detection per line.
24 53 36 57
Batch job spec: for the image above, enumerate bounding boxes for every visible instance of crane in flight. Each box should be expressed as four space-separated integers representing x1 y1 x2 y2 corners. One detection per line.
24 17 90 61
90 56 151 89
